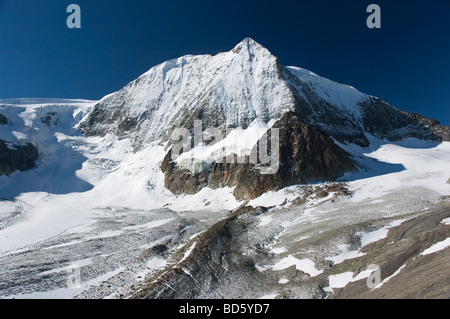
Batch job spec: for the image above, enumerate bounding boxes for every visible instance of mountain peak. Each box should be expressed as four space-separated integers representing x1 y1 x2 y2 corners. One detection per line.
81 37 447 151
231 38 270 56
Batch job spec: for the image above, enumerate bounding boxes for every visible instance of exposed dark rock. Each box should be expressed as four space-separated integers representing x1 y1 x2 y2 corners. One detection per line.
402 111 450 142
117 117 138 133
314 189 329 199
208 159 283 200
291 196 307 206
79 104 112 137
360 97 442 142
289 183 350 206
272 111 356 187
0 140 39 176
161 111 356 200
0 114 8 125
161 151 207 195
40 112 58 127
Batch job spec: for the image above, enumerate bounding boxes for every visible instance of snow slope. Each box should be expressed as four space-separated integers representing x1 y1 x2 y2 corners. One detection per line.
286 66 367 119
0 98 242 255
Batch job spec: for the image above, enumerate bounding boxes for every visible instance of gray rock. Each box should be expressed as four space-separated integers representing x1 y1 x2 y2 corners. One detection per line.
329 206 450 299
0 114 8 125
0 140 39 176
162 111 356 200
131 205 289 299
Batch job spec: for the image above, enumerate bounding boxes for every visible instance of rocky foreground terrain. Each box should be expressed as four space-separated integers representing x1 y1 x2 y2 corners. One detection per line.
329 203 450 299
123 189 450 299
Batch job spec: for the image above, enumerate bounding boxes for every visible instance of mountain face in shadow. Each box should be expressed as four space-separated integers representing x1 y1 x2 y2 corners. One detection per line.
0 140 38 177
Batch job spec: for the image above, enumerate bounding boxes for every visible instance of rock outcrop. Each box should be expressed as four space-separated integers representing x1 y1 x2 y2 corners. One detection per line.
0 140 39 176
402 111 450 142
0 114 7 125
359 97 443 143
162 111 356 200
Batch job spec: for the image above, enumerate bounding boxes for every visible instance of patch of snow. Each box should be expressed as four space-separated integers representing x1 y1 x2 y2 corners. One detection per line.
357 228 389 248
324 267 380 293
270 255 323 277
255 264 270 272
270 247 287 255
175 118 276 175
42 239 85 250
135 257 167 282
248 185 301 208
352 268 377 282
11 131 28 140
343 139 450 203
87 230 124 240
372 264 406 290
180 242 197 263
326 219 407 266
419 237 450 256
168 186 241 213
280 220 293 228
327 272 354 289
358 219 407 249
325 244 365 265
287 66 367 118
258 215 273 227
38 258 93 276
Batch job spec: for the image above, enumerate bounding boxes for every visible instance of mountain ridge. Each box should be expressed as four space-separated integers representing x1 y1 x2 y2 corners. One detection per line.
81 38 448 146
1 38 449 198
77 38 449 198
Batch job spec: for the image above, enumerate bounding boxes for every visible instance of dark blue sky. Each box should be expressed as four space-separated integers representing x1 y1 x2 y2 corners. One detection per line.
1 0 449 124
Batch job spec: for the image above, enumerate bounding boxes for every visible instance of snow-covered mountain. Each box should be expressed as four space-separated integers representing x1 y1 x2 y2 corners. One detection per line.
80 39 294 145
79 38 448 199
1 39 449 300
2 39 449 201
81 38 446 148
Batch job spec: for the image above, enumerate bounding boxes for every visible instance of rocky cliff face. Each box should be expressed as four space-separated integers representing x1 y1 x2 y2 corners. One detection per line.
402 111 450 142
162 110 356 200
0 114 8 125
359 97 442 143
0 140 39 176
285 68 442 147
